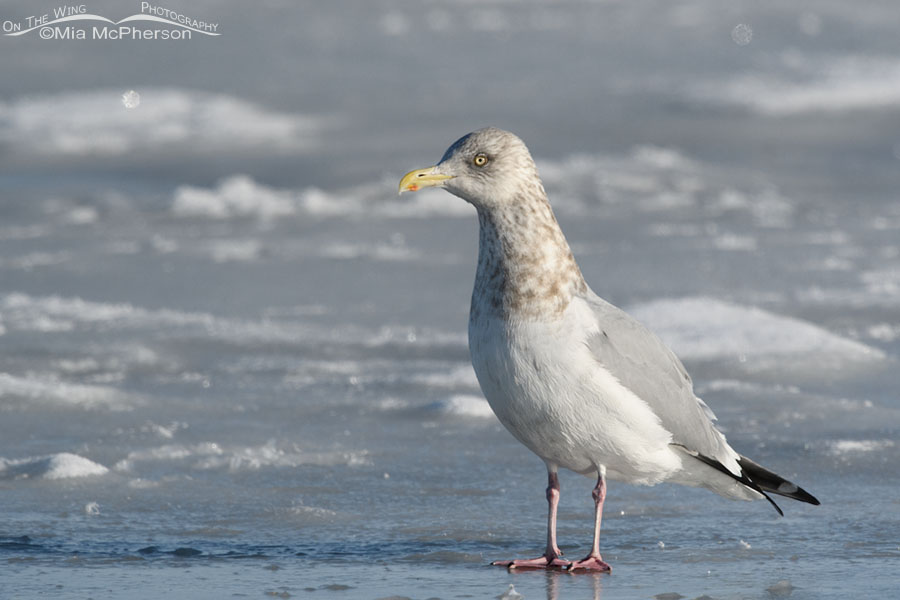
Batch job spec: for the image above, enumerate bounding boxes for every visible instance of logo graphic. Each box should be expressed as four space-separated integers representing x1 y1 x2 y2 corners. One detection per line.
2 3 220 41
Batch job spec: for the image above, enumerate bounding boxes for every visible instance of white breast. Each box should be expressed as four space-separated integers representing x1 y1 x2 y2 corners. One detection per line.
468 296 683 484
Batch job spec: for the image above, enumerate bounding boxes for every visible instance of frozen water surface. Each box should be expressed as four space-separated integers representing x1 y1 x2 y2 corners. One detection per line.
1 1 899 598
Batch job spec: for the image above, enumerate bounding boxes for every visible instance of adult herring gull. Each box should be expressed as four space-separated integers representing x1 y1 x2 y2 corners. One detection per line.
399 127 819 572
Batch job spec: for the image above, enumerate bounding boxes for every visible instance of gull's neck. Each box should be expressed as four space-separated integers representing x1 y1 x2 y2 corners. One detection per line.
471 195 586 322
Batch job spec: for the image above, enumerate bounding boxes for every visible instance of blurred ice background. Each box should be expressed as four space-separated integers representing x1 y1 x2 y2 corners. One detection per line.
1 1 899 598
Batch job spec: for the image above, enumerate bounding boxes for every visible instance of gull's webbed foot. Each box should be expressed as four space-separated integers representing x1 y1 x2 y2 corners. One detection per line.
566 553 612 573
492 552 570 570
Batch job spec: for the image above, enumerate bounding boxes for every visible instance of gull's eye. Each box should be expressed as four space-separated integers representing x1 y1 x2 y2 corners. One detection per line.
473 153 489 167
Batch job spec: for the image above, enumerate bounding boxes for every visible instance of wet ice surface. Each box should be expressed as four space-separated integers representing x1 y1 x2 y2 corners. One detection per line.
2 0 900 598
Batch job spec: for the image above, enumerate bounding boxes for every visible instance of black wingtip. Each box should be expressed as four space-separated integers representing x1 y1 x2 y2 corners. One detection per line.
760 490 784 517
738 455 820 508
780 485 820 506
679 447 818 515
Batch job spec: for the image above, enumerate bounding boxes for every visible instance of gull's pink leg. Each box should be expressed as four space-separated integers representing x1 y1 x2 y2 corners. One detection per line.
492 470 571 570
568 471 612 572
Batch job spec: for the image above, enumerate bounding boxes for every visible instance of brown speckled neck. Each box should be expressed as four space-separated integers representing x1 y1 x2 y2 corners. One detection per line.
471 195 586 321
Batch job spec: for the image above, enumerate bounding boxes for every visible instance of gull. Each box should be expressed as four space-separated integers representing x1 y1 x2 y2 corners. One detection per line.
399 128 819 572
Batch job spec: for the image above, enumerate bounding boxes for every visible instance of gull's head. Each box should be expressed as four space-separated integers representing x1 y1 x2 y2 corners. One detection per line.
399 127 542 210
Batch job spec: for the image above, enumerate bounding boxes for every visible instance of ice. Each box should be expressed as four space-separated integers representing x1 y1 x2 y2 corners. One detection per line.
0 372 133 410
2 2 899 599
431 395 496 419
172 175 295 221
632 145 697 170
63 206 99 225
169 174 475 221
0 452 108 480
0 292 206 330
711 233 758 252
536 147 794 224
0 251 71 270
113 442 222 472
0 292 323 348
162 144 794 225
795 267 900 308
867 323 900 342
319 240 416 262
693 57 900 115
413 364 480 389
0 89 318 157
627 297 883 363
195 442 372 471
0 224 51 241
115 440 371 473
284 504 339 522
119 421 188 440
827 440 895 455
202 239 264 263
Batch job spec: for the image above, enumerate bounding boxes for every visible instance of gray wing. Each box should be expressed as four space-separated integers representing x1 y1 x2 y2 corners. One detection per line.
583 291 739 472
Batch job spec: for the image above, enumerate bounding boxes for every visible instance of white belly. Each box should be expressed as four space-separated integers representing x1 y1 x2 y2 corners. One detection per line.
468 297 682 484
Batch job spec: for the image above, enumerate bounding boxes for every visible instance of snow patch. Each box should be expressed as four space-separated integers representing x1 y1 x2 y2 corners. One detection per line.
0 293 468 358
712 233 758 252
0 89 319 157
319 241 416 262
165 147 787 225
413 364 480 389
116 440 371 473
170 175 473 221
627 297 883 362
0 292 213 332
0 251 71 270
286 505 339 520
173 175 295 220
0 372 133 410
693 56 900 115
432 394 496 418
203 239 264 263
0 453 109 480
828 439 895 455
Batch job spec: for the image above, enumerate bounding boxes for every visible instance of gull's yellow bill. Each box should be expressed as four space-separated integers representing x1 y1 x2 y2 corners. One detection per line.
398 167 454 194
